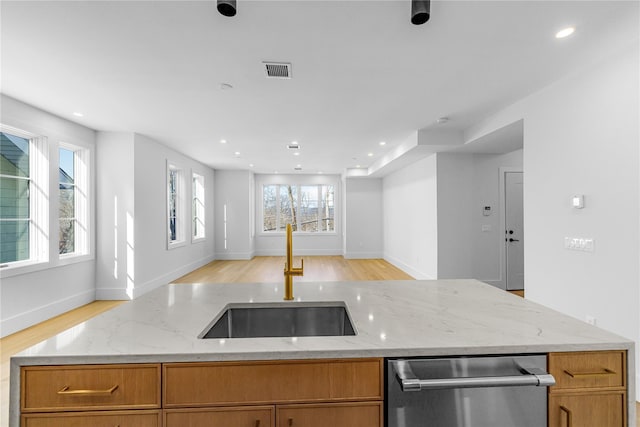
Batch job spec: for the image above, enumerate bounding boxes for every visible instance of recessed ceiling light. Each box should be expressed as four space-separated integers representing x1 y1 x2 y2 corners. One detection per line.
296 164 301 168
220 139 227 144
249 163 254 167
356 164 361 168
234 151 241 156
72 112 84 117
291 141 299 145
367 153 373 157
379 141 386 146
555 27 575 39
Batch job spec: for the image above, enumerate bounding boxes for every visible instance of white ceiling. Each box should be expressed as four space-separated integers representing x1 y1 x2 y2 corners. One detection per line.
1 1 638 175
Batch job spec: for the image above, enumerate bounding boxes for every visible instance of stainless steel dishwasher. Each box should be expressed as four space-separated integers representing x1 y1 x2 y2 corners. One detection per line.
386 354 555 427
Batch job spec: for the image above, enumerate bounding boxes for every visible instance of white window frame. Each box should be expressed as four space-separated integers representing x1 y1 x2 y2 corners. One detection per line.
261 183 336 234
0 125 49 271
191 171 205 242
58 142 90 259
167 161 185 249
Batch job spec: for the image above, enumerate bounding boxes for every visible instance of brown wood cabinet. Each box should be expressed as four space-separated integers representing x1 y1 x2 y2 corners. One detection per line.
21 364 161 413
163 358 383 407
21 410 162 427
276 402 382 427
548 351 627 427
164 406 275 427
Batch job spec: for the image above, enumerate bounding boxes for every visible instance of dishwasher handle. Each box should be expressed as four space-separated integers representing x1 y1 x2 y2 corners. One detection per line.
392 360 555 392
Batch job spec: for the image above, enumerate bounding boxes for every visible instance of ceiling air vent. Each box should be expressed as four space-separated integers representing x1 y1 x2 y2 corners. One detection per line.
294 166 303 171
287 144 300 150
263 62 292 79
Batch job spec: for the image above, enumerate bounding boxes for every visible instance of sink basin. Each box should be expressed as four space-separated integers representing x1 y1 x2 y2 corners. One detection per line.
199 301 356 338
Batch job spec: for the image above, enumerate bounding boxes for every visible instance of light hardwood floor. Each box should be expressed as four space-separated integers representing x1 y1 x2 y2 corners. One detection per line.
1 257 638 426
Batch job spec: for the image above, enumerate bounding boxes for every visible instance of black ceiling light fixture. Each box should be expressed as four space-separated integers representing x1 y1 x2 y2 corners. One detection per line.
217 0 237 17
411 0 431 25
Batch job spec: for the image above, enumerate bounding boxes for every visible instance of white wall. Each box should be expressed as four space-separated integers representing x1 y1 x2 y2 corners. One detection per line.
468 44 640 397
96 132 215 299
95 132 135 299
383 155 438 279
436 153 476 279
133 134 215 292
1 95 96 337
253 174 343 256
344 178 383 259
214 170 254 260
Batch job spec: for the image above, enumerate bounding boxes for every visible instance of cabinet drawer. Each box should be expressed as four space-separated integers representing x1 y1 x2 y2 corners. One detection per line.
276 402 382 427
549 392 625 427
548 351 625 391
163 358 382 407
21 364 161 412
165 406 274 427
21 410 161 427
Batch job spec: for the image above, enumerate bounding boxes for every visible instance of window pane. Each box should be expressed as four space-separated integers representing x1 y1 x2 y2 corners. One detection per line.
168 169 177 242
279 185 297 231
59 148 74 181
299 185 318 232
263 185 277 232
59 183 75 219
59 219 75 254
0 219 29 263
0 132 29 177
0 177 29 219
320 185 335 232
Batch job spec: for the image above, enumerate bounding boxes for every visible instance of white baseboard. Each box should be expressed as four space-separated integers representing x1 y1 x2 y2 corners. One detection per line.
343 251 384 259
254 248 343 257
1 289 95 338
382 254 434 280
214 251 253 260
96 254 216 300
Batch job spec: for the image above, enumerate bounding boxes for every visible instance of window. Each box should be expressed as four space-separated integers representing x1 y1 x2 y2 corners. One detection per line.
1 132 31 263
262 184 334 233
192 172 205 241
167 162 184 247
0 127 48 268
59 148 75 254
58 145 89 257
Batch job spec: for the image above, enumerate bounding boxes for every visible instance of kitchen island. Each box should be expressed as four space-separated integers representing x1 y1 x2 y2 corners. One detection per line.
9 279 636 426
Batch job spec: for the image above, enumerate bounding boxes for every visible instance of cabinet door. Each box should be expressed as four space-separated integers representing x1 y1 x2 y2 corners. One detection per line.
277 402 382 427
22 410 161 427
165 406 274 427
549 393 625 427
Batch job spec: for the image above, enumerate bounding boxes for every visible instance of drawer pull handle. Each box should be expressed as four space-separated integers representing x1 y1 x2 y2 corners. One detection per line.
288 418 293 426
564 368 616 378
255 421 260 427
57 385 119 396
560 405 572 427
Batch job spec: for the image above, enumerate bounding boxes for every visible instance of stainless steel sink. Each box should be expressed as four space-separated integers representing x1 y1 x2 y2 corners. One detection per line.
199 301 356 338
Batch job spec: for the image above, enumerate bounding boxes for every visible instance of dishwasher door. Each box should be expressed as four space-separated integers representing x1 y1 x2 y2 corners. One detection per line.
386 354 554 427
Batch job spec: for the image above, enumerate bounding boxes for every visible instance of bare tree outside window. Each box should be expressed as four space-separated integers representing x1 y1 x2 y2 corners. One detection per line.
262 184 334 233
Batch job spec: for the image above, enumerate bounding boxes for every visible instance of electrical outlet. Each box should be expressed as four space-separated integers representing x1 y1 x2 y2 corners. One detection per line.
585 315 597 326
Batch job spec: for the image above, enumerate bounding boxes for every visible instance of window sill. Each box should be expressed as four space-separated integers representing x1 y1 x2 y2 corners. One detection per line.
0 254 94 279
191 236 206 244
168 240 186 250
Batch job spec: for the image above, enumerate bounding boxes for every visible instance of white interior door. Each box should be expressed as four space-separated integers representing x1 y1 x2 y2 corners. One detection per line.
505 172 524 290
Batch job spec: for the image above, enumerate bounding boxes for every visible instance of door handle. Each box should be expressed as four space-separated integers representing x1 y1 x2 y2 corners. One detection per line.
508 238 519 242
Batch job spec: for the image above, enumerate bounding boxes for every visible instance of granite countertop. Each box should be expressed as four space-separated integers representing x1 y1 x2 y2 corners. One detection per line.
11 279 633 365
